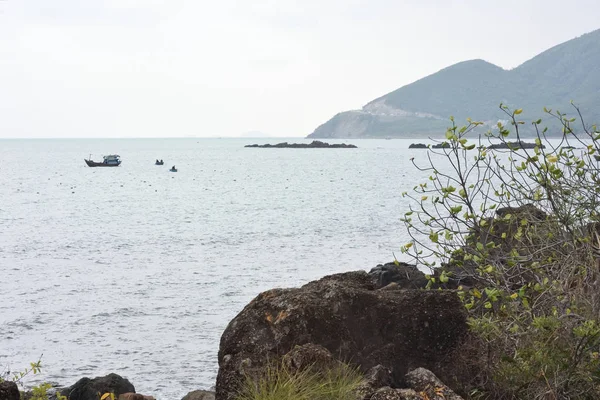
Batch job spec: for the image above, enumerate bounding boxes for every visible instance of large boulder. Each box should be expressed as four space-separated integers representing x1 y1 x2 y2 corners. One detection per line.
215 271 471 400
0 381 19 400
60 373 135 400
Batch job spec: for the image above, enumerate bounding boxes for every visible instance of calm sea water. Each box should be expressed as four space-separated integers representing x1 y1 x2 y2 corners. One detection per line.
0 138 443 398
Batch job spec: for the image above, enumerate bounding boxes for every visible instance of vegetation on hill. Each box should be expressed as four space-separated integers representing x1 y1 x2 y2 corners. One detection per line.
401 103 600 398
309 29 600 138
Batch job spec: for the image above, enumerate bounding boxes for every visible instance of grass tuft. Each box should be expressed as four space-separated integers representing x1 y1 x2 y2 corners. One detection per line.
235 361 364 400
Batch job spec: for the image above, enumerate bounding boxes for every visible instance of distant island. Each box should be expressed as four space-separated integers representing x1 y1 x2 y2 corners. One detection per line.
245 140 357 148
409 143 450 149
409 141 545 150
307 29 600 139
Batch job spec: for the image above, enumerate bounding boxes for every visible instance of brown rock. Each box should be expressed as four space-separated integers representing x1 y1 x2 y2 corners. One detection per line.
118 393 155 400
181 390 215 400
281 343 338 373
355 365 393 400
215 271 470 400
405 368 463 400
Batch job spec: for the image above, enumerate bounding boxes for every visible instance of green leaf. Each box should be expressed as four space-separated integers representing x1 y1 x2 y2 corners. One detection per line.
450 205 463 214
439 271 449 283
429 231 439 243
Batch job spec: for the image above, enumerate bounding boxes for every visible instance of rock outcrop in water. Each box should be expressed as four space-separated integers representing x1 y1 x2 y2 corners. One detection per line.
408 143 450 149
245 140 357 148
215 270 475 399
409 141 543 150
486 141 544 149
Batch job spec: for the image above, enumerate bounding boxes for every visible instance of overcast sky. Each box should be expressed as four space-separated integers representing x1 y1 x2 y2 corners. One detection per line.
0 0 598 138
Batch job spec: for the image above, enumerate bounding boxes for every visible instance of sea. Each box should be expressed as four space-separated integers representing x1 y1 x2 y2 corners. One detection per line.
0 137 457 398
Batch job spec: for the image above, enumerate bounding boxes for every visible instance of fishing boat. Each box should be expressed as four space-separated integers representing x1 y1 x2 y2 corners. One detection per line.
155 160 164 165
84 154 121 167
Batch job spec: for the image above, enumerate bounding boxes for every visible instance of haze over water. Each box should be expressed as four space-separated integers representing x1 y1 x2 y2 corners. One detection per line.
0 138 424 399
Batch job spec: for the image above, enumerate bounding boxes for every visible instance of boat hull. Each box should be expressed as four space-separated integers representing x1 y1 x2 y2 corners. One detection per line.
85 159 121 167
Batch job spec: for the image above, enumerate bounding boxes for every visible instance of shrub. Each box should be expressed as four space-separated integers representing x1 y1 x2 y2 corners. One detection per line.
401 103 600 399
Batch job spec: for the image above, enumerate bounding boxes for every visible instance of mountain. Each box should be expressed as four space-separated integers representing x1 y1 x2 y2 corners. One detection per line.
308 29 600 138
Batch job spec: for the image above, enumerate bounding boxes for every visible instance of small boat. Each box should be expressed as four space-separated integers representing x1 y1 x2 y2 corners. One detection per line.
85 154 121 167
155 160 164 165
170 166 178 172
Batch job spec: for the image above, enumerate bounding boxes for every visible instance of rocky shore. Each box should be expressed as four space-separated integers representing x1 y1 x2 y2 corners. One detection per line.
245 140 357 148
1 261 480 400
0 375 215 400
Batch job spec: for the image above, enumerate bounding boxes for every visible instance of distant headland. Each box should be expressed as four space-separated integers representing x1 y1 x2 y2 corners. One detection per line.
307 29 600 139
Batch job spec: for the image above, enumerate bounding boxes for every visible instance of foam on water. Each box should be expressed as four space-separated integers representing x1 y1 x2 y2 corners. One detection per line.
1 138 429 398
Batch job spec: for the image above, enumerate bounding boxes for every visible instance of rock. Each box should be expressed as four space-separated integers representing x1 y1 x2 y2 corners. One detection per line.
281 343 338 374
0 381 19 400
181 390 215 400
370 387 422 400
487 141 544 150
405 368 463 400
368 262 428 289
118 394 155 400
355 365 393 400
408 143 450 149
60 373 135 400
244 140 357 148
216 271 471 400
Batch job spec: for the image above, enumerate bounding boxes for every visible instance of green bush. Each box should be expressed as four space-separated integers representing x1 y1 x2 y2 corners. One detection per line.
235 362 364 400
401 103 600 399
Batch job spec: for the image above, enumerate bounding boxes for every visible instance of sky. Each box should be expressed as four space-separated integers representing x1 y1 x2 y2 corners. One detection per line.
0 0 599 138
